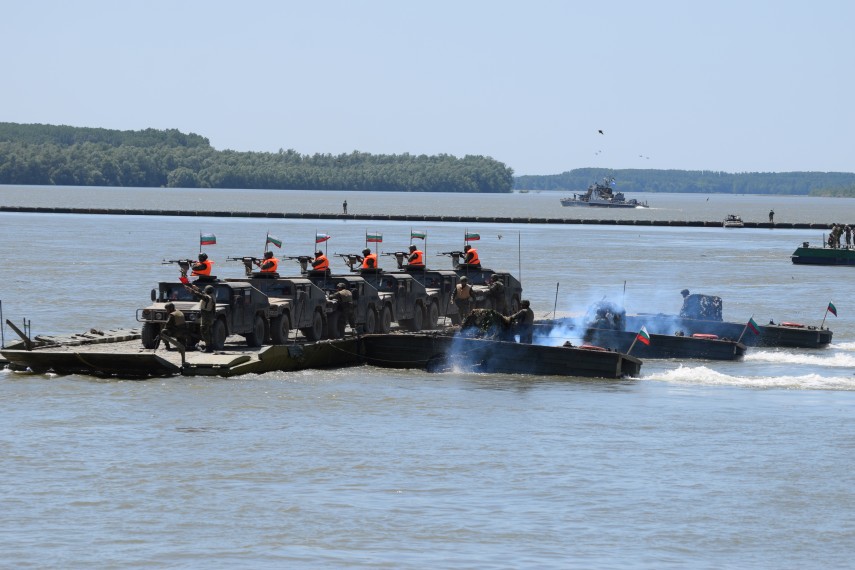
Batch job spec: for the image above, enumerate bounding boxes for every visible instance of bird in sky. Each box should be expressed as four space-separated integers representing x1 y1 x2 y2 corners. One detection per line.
598 129 604 135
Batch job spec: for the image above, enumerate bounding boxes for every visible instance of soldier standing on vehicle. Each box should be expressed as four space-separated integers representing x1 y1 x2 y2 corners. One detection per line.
508 299 535 344
407 244 425 269
488 274 506 315
330 282 356 336
186 283 217 352
159 302 189 365
462 244 480 268
191 253 213 277
311 250 329 271
453 276 473 320
359 248 378 270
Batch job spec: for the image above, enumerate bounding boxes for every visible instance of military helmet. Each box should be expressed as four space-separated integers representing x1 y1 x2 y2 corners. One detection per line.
165 302 175 311
264 251 273 258
199 253 208 261
204 285 215 293
336 282 346 289
316 250 323 256
521 299 530 308
681 289 690 297
362 248 371 255
464 244 471 251
459 276 468 282
409 245 417 251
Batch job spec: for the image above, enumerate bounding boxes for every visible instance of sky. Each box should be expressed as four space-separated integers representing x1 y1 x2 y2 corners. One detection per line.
2 0 854 175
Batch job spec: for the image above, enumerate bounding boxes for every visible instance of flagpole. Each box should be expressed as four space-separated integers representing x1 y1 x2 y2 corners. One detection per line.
626 335 639 356
736 314 753 344
264 231 270 254
820 306 829 329
552 282 559 319
199 232 202 254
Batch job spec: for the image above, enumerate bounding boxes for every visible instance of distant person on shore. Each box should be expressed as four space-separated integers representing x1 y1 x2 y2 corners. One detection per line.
769 210 774 223
342 200 348 214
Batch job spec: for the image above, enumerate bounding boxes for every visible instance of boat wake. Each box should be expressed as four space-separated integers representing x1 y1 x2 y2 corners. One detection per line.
830 341 855 351
643 364 855 391
745 350 855 368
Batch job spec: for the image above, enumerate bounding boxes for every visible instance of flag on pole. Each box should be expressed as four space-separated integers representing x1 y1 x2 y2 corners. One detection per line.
200 233 217 246
636 326 651 346
464 232 480 241
747 317 760 335
266 235 283 248
411 230 427 240
315 233 331 243
366 232 383 243
828 302 838 317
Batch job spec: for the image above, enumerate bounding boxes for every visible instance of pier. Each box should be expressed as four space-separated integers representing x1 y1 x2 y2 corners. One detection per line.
0 206 833 229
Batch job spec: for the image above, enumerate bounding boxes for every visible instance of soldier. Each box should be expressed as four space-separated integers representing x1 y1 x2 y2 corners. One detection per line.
407 244 425 269
453 276 473 320
311 250 329 271
159 302 188 365
769 210 774 223
462 244 480 267
508 299 535 344
342 199 348 214
846 225 852 248
330 282 356 336
488 274 506 315
186 283 217 352
359 248 378 270
258 250 278 273
191 252 213 277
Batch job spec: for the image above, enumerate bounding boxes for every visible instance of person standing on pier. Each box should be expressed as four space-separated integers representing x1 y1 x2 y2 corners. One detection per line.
769 210 774 223
342 200 348 214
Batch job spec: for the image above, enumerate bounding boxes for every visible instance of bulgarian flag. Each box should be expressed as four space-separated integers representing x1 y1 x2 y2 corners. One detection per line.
747 317 760 335
366 232 383 243
828 302 838 317
636 326 651 346
266 234 283 248
316 233 331 243
200 233 217 246
411 230 427 240
464 232 480 241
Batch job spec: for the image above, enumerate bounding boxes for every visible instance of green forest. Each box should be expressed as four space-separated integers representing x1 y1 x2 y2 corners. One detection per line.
0 123 514 193
514 168 855 196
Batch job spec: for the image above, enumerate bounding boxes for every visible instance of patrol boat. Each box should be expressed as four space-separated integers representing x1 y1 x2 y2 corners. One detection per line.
791 241 855 266
560 177 649 208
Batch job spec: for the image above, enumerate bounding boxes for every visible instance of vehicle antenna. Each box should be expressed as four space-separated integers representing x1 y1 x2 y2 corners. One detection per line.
552 282 560 319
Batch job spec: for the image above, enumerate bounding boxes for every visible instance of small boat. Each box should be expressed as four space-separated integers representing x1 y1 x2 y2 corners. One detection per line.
560 177 649 208
791 241 855 266
723 214 744 228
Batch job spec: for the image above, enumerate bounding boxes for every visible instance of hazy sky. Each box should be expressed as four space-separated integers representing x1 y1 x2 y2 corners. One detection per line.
3 1 853 175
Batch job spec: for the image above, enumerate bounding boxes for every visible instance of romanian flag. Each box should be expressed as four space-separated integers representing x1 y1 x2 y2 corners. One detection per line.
366 233 383 243
636 326 651 346
316 233 331 243
200 233 216 246
411 231 427 240
747 317 760 335
266 235 283 248
828 302 838 317
464 232 480 241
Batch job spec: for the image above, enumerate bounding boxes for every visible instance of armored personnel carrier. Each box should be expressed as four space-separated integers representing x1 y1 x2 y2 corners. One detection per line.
225 256 330 342
334 253 431 331
381 251 462 326
137 279 270 350
437 251 522 315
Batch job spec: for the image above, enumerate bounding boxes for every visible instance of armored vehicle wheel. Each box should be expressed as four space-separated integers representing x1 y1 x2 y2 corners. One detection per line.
363 307 378 334
301 309 325 341
271 313 291 344
405 302 425 332
141 322 160 349
427 302 440 329
211 319 227 350
378 305 392 333
245 314 266 347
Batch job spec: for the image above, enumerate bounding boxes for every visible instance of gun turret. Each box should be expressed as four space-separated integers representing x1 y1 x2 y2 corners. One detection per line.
334 253 363 272
437 251 464 268
226 256 262 277
162 258 193 277
381 251 408 269
285 255 314 274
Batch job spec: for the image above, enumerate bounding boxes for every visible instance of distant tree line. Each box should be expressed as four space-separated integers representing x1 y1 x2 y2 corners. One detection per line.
0 123 514 193
514 168 855 195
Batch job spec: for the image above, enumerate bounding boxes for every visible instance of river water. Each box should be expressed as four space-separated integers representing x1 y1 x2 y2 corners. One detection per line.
2 185 855 568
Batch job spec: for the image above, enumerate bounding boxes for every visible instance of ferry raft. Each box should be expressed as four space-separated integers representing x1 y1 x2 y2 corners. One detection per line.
791 242 855 266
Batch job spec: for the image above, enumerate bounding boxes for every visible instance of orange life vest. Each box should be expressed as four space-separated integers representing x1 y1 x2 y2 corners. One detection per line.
408 249 424 267
361 253 378 269
465 248 480 265
191 260 213 276
260 257 279 273
313 255 329 271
